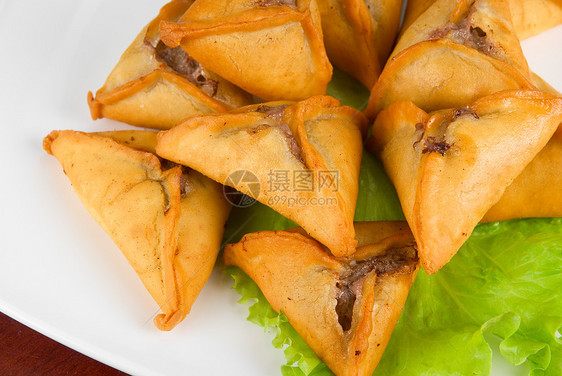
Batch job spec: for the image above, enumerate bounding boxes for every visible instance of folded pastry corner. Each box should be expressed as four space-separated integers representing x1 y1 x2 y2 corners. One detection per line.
223 221 419 376
316 0 403 88
401 0 562 41
88 0 253 129
156 95 367 257
367 90 562 273
159 0 332 101
482 126 562 222
507 0 562 40
365 0 535 119
43 130 231 330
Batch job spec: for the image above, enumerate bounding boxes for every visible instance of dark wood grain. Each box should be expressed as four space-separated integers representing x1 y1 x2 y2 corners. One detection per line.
0 312 129 376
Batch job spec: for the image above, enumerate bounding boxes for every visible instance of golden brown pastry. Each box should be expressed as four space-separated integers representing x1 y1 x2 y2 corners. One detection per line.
367 90 562 274
481 76 562 222
159 0 332 101
43 130 231 330
88 0 253 129
365 0 535 119
223 221 419 376
316 0 403 88
506 0 562 39
482 126 562 222
402 0 562 40
400 0 438 36
156 96 367 257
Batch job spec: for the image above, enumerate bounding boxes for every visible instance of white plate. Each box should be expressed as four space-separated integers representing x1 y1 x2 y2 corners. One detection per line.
0 1 560 375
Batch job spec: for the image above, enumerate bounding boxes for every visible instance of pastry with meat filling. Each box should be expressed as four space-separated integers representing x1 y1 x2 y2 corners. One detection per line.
364 0 536 119
88 0 253 129
156 96 367 257
402 0 562 41
315 0 403 88
223 221 419 376
43 130 231 330
159 0 332 101
367 90 562 274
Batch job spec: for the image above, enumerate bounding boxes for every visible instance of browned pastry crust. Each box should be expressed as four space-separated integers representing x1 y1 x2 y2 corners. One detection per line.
367 90 562 273
364 0 536 119
316 0 403 88
402 0 562 40
508 0 562 39
159 0 332 101
224 221 419 376
88 0 253 129
43 130 231 330
482 126 562 222
156 96 367 257
403 0 562 40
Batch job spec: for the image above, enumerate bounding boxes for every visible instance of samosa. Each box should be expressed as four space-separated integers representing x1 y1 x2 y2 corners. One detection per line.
483 126 562 222
224 221 419 376
316 0 403 88
402 0 562 40
365 0 536 119
159 0 332 101
367 90 562 273
43 130 231 330
88 0 253 129
508 0 562 39
156 96 367 257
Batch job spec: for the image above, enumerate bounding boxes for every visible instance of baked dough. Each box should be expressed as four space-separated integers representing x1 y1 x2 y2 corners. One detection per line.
483 127 562 222
88 0 253 129
367 90 562 273
316 0 402 88
156 96 367 257
159 0 332 101
402 0 562 40
223 221 419 376
365 0 535 119
43 130 231 330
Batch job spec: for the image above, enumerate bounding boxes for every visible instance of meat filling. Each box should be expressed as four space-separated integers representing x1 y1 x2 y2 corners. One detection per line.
245 121 304 164
250 105 304 163
335 245 418 331
255 104 289 115
422 137 452 156
159 159 191 197
256 0 298 8
412 122 426 148
416 106 479 155
452 107 479 120
429 7 494 55
153 40 218 97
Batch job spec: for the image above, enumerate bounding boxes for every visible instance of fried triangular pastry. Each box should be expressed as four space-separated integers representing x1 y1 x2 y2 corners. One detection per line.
402 0 562 40
483 81 562 221
483 126 562 222
367 90 562 273
224 221 419 376
503 0 562 39
88 0 253 129
157 96 367 257
159 0 332 101
316 0 402 88
43 130 231 330
365 0 536 118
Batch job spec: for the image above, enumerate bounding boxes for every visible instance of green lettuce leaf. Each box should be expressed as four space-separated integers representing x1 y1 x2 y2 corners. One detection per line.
327 67 370 110
222 70 562 376
374 218 562 376
225 216 562 376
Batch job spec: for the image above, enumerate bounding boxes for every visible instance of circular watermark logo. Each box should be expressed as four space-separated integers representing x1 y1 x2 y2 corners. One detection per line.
223 170 260 208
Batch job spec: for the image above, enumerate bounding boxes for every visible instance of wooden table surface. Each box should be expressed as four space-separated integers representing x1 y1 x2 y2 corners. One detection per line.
0 311 128 376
